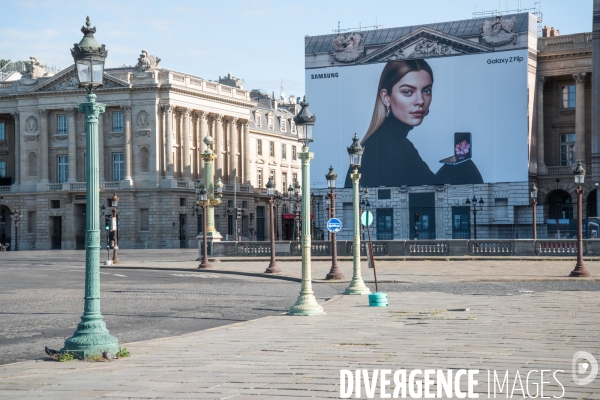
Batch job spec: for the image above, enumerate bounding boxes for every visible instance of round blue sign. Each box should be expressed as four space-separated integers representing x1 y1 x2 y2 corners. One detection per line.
327 218 342 233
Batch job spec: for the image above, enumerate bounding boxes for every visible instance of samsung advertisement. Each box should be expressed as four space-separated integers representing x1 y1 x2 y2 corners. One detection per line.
306 41 530 188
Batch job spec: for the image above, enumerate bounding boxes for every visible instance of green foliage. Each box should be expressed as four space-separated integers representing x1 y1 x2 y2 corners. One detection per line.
0 60 10 69
116 347 130 358
58 352 75 362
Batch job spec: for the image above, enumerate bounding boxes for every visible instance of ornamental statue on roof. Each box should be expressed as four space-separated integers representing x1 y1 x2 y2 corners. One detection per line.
134 50 161 72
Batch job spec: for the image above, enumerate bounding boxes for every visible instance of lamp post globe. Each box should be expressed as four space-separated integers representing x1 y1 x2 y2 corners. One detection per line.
530 183 538 239
344 134 370 295
288 97 324 316
63 17 119 359
570 162 591 277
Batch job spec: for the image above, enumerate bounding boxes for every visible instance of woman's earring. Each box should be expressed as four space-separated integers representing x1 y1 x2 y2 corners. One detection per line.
386 106 390 118
425 110 429 116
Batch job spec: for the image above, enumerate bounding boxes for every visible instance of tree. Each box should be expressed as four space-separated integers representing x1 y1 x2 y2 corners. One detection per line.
0 59 10 69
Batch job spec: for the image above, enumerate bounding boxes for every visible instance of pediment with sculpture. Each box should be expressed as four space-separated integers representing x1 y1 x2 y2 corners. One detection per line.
356 27 492 65
29 65 130 93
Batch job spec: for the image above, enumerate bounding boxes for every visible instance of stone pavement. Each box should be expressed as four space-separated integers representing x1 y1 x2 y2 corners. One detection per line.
0 290 599 399
1 250 599 399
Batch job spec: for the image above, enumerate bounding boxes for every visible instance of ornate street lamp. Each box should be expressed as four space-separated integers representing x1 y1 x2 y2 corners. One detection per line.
63 17 119 359
11 210 22 251
325 165 343 280
466 195 484 240
530 183 538 240
198 135 223 258
265 178 281 273
196 184 212 269
111 192 120 264
287 97 324 316
344 134 371 295
274 192 283 240
570 162 591 277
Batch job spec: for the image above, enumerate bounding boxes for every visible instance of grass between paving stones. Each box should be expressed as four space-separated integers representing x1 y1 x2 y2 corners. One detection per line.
58 352 74 362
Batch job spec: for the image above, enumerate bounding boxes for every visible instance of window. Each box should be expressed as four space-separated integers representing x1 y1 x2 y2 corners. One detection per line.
139 147 149 172
113 153 124 181
293 173 298 185
342 203 353 232
58 155 68 183
140 209 149 231
282 172 287 193
291 121 295 133
269 141 275 157
494 198 509 219
27 211 36 233
281 117 286 132
378 189 391 200
180 198 187 207
28 152 37 176
560 133 576 166
282 143 287 160
562 85 576 108
257 139 262 156
113 112 124 132
0 122 5 140
57 115 67 135
292 146 297 160
255 114 261 128
51 200 60 209
257 167 263 188
0 160 5 177
269 169 275 186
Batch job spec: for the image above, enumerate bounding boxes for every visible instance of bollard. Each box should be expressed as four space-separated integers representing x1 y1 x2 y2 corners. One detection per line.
368 292 388 307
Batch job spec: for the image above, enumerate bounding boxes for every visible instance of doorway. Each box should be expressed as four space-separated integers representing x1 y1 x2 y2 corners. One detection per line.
376 208 394 240
75 204 86 250
452 207 471 239
0 207 10 248
256 206 265 241
179 214 188 248
51 216 62 249
409 193 436 239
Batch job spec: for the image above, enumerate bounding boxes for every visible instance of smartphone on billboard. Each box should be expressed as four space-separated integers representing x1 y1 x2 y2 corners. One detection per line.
439 132 472 165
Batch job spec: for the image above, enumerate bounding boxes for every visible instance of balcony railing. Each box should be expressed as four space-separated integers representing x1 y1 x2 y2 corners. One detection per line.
545 165 592 175
0 186 10 193
103 182 120 190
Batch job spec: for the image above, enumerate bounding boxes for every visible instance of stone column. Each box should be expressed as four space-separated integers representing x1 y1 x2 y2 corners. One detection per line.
38 110 49 183
66 108 77 182
243 121 250 184
183 108 192 180
11 112 20 185
574 73 587 164
122 106 133 182
199 111 208 178
162 104 174 179
536 76 546 174
215 114 224 179
231 117 238 183
592 0 600 178
98 112 105 182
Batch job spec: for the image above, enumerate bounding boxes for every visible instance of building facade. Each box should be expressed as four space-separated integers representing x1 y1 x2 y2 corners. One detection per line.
0 49 301 249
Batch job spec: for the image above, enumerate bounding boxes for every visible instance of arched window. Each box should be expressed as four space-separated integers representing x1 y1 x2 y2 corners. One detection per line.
139 147 149 173
547 190 572 220
28 152 38 177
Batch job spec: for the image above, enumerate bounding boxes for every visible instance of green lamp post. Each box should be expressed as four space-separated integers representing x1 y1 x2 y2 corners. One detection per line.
62 17 119 358
344 133 371 295
288 97 325 316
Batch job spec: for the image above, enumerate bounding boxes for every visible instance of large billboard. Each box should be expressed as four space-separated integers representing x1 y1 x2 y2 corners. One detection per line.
305 13 535 188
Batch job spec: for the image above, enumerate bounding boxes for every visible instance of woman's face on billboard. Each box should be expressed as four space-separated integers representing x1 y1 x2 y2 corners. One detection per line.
381 70 433 127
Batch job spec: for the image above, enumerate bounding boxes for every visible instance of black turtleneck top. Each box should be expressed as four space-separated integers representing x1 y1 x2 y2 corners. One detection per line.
344 115 483 187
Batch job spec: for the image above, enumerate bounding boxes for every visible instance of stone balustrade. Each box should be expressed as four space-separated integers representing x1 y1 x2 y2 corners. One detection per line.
210 239 600 257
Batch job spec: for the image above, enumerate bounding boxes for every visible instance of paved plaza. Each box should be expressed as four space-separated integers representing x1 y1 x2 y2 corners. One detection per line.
0 250 598 399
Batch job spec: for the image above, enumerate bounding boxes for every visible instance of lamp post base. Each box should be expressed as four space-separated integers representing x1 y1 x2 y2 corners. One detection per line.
264 261 281 274
198 258 212 269
325 266 344 280
344 277 371 295
287 292 325 316
63 317 119 359
569 265 591 277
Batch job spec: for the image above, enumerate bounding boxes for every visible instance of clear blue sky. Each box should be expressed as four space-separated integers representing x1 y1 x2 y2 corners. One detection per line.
2 0 591 97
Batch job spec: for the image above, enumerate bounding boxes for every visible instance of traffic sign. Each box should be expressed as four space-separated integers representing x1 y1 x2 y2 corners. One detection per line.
327 218 342 233
361 211 374 226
